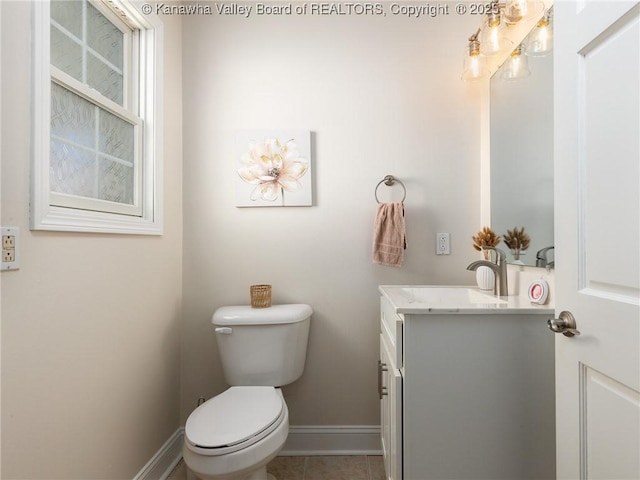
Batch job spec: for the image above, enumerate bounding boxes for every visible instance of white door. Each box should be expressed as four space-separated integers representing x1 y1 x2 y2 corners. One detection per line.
554 1 640 478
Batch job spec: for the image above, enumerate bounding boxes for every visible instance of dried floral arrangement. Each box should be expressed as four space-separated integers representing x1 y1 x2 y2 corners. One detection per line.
502 226 531 259
472 226 501 252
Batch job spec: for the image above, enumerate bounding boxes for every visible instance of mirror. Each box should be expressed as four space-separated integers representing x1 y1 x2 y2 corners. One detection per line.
490 35 554 267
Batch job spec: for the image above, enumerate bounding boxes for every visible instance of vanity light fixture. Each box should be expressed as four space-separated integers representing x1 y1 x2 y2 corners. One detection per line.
461 29 489 81
500 45 531 80
525 9 553 56
461 2 551 81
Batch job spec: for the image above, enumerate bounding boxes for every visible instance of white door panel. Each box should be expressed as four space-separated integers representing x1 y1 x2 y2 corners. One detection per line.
554 1 640 478
578 5 639 302
583 366 640 479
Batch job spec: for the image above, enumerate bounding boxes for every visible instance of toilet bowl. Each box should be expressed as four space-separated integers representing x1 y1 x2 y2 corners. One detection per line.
182 304 312 480
183 387 288 480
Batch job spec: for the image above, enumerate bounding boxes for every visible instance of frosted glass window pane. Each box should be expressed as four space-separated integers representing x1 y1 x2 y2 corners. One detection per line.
50 26 83 81
99 109 134 163
87 53 124 105
50 139 97 198
51 82 95 149
50 82 135 206
50 1 125 105
99 157 134 204
50 0 82 38
86 2 123 70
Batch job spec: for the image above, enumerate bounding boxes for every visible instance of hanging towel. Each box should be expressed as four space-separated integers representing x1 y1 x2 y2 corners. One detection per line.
372 202 406 267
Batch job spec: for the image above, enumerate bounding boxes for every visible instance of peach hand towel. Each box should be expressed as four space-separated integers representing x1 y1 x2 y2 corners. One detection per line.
372 202 406 267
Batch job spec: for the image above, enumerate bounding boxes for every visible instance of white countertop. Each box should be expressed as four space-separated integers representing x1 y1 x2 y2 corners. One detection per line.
379 285 555 315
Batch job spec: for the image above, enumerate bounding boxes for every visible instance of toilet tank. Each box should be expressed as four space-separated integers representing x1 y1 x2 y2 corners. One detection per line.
212 304 312 386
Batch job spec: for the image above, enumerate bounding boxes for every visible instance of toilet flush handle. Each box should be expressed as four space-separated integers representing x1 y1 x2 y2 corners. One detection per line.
215 327 233 335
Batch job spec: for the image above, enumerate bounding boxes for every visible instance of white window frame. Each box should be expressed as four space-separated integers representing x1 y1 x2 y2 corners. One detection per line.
32 0 164 235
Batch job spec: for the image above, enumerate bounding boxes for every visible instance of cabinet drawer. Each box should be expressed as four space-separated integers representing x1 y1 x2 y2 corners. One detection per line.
380 296 403 368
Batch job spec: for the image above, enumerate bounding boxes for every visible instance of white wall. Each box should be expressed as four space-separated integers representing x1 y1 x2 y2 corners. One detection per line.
181 9 484 426
0 3 183 478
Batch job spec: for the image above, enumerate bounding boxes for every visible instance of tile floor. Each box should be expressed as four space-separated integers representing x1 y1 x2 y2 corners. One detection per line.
168 455 386 480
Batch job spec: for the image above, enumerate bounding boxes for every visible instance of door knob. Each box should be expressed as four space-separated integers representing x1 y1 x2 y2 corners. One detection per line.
548 311 580 337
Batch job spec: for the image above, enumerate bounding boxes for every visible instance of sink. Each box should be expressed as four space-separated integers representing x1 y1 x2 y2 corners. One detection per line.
398 287 506 305
378 285 536 315
379 285 555 314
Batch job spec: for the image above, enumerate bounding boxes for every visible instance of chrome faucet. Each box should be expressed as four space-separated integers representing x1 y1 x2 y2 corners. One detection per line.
466 246 509 297
536 246 554 268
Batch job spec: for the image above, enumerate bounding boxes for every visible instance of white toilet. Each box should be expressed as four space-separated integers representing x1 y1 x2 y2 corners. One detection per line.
183 304 312 480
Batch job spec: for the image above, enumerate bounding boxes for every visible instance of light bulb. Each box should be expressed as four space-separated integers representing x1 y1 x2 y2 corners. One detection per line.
462 37 488 81
500 46 531 80
479 14 513 56
463 54 483 80
526 14 553 56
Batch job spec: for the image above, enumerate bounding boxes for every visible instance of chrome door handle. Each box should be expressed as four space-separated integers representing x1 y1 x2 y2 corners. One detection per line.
548 311 581 337
378 360 388 399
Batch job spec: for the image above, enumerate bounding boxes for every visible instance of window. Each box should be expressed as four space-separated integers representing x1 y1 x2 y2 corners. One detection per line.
32 0 163 234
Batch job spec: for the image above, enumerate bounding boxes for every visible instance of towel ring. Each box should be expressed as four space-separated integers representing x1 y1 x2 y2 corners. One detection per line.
375 175 406 203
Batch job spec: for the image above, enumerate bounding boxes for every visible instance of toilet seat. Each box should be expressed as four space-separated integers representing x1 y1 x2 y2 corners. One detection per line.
185 386 285 456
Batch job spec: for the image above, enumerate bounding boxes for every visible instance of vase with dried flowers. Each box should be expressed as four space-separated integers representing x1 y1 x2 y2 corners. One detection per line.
471 227 501 290
503 226 530 262
472 226 501 260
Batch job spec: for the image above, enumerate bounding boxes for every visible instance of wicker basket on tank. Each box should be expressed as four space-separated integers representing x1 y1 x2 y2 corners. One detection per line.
250 284 272 308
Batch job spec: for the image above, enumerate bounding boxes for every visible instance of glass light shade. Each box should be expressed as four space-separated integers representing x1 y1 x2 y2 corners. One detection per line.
462 31 488 82
525 16 553 56
500 48 530 80
503 0 544 24
462 49 488 81
479 17 513 56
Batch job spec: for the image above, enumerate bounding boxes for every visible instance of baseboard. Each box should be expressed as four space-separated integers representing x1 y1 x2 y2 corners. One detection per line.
133 428 184 480
280 425 382 456
135 424 381 478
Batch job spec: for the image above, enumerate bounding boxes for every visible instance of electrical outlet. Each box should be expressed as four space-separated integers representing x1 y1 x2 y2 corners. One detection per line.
1 227 20 271
436 232 450 255
3 248 15 263
3 234 15 248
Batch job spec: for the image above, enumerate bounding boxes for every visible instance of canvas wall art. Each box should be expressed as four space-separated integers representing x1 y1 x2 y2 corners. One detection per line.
235 130 312 207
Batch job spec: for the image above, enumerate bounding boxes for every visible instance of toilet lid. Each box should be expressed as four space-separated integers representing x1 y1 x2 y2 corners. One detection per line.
185 386 283 450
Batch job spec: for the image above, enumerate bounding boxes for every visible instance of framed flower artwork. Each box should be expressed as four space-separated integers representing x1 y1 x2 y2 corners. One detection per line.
235 130 312 207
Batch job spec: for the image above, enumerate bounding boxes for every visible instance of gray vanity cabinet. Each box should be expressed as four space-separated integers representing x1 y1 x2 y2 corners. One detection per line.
379 295 555 480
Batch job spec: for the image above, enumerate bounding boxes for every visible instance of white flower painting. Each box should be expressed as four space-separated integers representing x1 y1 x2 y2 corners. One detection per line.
236 130 312 207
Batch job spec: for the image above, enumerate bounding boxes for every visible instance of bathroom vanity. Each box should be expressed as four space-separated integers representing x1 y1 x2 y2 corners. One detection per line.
378 286 555 480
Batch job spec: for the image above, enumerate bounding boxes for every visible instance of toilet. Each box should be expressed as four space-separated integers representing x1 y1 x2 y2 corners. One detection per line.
183 304 312 480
